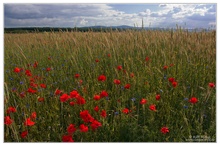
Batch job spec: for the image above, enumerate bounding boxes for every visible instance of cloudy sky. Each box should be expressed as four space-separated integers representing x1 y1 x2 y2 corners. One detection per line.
4 4 216 28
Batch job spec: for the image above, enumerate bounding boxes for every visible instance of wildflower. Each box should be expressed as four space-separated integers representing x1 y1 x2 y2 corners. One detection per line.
130 73 134 78
70 90 79 98
163 66 168 70
46 68 51 71
140 99 147 105
80 110 94 123
149 104 156 111
27 88 37 94
14 67 21 73
172 81 178 88
30 82 38 88
20 131 28 138
170 64 174 67
24 118 35 126
100 110 107 118
209 82 215 88
55 89 62 95
38 97 44 102
95 59 99 62
94 106 99 112
67 124 77 134
79 124 89 132
60 94 70 102
145 57 150 62
117 65 122 70
113 79 121 85
94 95 101 101
20 92 26 98
6 106 16 114
25 70 32 76
75 73 80 78
31 112 37 120
124 84 131 89
98 75 106 82
90 120 102 130
4 116 13 125
161 127 169 134
33 61 38 68
131 97 136 102
156 94 161 100
122 108 130 114
168 77 175 83
107 54 111 57
69 101 75 106
189 97 198 104
100 90 108 98
62 135 74 142
40 84 46 88
76 96 86 105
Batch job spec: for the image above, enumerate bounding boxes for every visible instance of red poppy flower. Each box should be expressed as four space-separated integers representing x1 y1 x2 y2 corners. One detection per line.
70 90 79 98
145 57 150 61
31 112 37 120
80 110 94 123
172 81 178 88
209 82 215 88
107 54 111 57
69 101 75 106
76 96 86 105
38 97 44 102
40 84 46 88
161 127 169 134
55 89 62 95
46 68 51 71
168 77 175 83
4 116 13 125
140 99 147 105
130 73 134 78
75 74 80 78
27 88 37 94
100 110 107 118
117 65 122 70
79 80 83 84
94 95 101 101
156 94 161 100
20 130 28 138
100 90 108 98
24 118 35 126
79 124 89 132
33 61 38 68
30 82 38 88
124 84 131 89
94 106 99 112
95 59 99 62
122 108 130 114
6 106 16 114
14 67 21 73
62 135 74 142
90 120 102 130
20 92 26 98
189 97 198 104
163 66 168 70
98 75 106 82
60 94 70 102
149 104 156 111
67 124 77 134
25 70 32 76
113 79 121 85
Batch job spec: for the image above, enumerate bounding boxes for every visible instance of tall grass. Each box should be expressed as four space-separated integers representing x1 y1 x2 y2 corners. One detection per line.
4 29 216 142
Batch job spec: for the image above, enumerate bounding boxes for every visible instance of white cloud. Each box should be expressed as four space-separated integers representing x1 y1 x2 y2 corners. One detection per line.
4 4 216 28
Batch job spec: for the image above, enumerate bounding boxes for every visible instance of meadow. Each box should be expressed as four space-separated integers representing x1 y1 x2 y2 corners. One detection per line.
4 29 216 142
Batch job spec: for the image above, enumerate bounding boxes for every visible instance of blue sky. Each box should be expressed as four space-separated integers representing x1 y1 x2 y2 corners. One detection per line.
4 4 216 28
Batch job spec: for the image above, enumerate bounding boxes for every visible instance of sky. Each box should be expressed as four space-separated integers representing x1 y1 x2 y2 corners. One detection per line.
4 4 216 28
